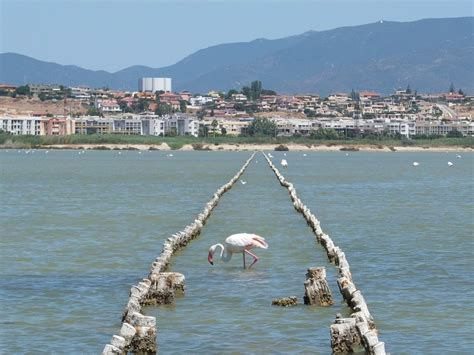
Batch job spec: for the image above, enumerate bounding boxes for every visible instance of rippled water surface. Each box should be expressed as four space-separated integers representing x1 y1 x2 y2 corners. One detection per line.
1 150 473 354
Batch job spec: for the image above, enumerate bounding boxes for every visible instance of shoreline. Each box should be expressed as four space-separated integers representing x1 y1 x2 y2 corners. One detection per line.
1 143 472 152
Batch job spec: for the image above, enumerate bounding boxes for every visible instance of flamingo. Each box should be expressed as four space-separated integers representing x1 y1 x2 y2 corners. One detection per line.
281 159 288 167
208 233 268 269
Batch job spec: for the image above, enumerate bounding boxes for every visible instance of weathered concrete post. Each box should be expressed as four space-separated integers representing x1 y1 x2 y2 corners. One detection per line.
128 312 157 354
330 314 362 354
144 272 185 305
303 267 333 306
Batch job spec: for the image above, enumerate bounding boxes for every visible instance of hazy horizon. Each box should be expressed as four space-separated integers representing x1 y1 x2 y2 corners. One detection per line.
1 0 472 72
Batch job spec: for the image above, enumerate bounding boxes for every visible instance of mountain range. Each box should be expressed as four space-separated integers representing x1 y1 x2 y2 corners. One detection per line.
1 17 473 95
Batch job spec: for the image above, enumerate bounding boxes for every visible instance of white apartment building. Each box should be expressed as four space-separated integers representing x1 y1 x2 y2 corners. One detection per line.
0 116 42 135
138 78 172 93
151 119 166 136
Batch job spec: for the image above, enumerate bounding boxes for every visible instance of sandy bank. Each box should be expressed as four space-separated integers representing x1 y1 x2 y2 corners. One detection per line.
13 143 470 152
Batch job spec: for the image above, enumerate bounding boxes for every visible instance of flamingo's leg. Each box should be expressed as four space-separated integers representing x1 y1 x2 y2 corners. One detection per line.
243 252 246 269
244 249 259 269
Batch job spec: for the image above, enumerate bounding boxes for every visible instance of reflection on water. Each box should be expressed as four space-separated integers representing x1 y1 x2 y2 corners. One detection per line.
0 150 472 354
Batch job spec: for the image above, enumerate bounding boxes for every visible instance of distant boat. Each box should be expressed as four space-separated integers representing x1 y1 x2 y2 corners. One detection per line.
413 162 419 166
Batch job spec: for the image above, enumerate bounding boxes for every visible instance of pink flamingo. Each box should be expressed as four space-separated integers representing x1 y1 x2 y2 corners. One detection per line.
208 233 268 269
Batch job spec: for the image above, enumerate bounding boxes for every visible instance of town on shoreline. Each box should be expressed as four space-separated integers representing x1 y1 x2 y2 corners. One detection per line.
1 80 473 149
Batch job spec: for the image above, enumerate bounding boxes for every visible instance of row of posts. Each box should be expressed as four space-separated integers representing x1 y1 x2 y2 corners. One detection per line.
263 153 386 355
102 153 256 354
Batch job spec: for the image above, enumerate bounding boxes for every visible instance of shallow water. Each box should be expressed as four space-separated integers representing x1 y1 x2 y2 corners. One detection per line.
0 150 472 354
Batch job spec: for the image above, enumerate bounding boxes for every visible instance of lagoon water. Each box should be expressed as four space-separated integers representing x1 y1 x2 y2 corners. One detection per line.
0 150 473 354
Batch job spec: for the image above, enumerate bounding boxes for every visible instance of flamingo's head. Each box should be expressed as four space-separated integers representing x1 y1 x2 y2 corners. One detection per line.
208 245 216 265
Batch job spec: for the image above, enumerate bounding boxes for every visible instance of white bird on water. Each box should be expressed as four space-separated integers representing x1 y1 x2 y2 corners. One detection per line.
283 153 287 156
456 155 462 158
448 161 453 166
268 153 274 158
281 159 288 167
167 153 173 157
240 180 247 185
303 153 307 157
413 162 419 166
208 233 268 269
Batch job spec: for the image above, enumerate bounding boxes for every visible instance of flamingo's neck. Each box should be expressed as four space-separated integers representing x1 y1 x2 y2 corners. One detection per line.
214 243 232 262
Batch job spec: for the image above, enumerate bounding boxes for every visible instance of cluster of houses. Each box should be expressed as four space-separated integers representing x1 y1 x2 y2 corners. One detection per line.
0 83 473 138
1 113 473 138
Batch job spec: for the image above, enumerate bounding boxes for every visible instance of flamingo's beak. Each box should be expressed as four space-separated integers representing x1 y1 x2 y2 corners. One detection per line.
208 252 213 265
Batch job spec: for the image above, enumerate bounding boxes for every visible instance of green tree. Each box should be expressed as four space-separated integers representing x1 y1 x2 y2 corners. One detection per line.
155 103 172 116
246 118 277 136
350 89 360 101
87 107 103 117
197 109 206 120
241 86 251 100
447 129 463 138
199 125 209 137
310 128 341 140
179 100 187 113
225 89 239 100
15 85 30 96
166 127 177 137
211 119 218 137
250 80 262 101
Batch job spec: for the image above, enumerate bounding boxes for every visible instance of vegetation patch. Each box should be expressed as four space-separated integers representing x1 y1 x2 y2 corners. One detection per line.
340 147 359 151
192 143 211 150
275 144 289 151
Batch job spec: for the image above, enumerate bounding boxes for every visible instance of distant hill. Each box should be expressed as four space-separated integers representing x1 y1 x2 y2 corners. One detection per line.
1 17 473 95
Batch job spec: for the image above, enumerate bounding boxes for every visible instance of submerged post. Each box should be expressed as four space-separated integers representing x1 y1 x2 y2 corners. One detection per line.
304 267 333 306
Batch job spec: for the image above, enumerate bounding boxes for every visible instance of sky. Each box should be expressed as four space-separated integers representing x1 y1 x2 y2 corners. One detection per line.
1 0 472 72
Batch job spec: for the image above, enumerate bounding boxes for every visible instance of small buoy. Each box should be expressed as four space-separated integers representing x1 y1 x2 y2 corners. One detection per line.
413 162 419 166
448 161 453 166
